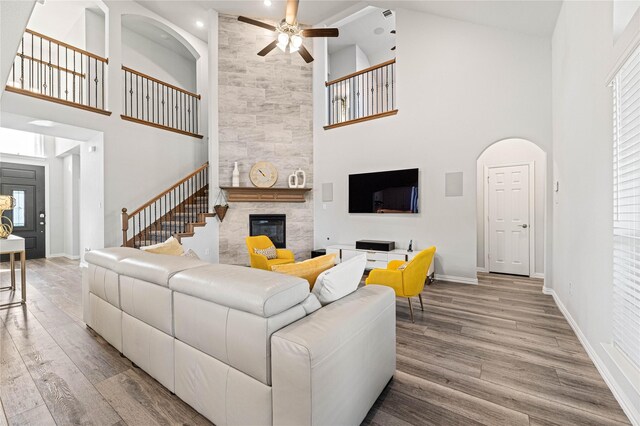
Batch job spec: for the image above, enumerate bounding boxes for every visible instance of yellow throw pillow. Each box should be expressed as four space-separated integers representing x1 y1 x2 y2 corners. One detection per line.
140 236 184 256
271 254 336 288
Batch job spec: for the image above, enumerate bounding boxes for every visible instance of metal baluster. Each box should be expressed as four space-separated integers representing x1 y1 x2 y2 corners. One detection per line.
124 70 128 116
162 85 165 125
80 53 83 104
195 96 199 134
154 200 157 243
73 50 76 102
20 37 24 90
392 62 395 110
136 74 139 118
101 61 105 110
95 59 98 108
151 81 155 123
87 56 91 106
147 78 150 122
57 44 60 98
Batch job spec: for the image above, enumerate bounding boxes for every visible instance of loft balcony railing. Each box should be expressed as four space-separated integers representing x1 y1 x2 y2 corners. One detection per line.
121 66 203 139
5 29 111 115
324 59 397 130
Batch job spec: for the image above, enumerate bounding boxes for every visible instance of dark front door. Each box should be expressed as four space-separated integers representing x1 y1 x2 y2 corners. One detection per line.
0 162 46 259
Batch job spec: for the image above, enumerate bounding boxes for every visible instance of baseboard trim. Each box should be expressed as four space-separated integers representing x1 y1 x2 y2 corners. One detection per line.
434 274 478 285
532 272 545 279
545 287 640 425
476 267 488 273
48 253 80 260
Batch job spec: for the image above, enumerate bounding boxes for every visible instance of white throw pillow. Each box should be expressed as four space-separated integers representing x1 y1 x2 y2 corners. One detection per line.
312 254 366 306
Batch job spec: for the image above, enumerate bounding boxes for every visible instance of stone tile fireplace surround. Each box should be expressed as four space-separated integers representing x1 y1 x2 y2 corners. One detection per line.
217 14 313 265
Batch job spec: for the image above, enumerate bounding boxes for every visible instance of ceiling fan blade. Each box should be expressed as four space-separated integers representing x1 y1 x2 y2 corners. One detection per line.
301 28 339 38
238 16 276 32
258 40 279 56
285 0 299 25
298 44 314 63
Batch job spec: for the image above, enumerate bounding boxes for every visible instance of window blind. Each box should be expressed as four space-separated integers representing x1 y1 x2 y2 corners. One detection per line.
612 44 640 371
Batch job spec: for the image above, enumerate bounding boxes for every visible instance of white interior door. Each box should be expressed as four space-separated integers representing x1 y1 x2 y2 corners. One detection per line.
488 164 530 275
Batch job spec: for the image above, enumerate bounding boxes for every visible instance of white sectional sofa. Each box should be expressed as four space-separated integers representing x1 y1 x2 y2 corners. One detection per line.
83 247 396 426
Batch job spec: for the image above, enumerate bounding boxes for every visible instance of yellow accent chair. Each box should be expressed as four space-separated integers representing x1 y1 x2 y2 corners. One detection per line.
365 246 436 322
245 235 295 270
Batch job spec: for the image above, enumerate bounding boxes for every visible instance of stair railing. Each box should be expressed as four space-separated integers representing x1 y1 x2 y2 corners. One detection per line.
5 29 110 115
324 59 397 130
121 162 209 248
121 65 202 138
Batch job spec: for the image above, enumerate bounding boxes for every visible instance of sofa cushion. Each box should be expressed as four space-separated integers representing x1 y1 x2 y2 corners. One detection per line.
84 247 143 270
118 252 208 287
270 254 336 288
140 236 184 256
169 264 309 318
313 254 366 305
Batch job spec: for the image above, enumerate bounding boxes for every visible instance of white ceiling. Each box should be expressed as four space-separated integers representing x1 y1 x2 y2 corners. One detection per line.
136 0 562 43
0 113 102 142
328 6 396 62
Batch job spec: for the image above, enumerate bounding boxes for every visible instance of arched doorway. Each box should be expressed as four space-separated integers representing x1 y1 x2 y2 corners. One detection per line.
477 138 546 277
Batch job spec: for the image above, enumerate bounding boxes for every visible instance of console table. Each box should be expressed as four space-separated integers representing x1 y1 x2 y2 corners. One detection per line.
0 235 26 307
326 244 435 280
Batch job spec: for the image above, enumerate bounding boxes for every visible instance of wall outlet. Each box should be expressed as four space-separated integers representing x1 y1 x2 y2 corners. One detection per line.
204 248 210 255
569 281 573 295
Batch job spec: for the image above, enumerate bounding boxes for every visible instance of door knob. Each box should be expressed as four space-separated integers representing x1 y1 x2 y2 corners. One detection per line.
518 224 528 229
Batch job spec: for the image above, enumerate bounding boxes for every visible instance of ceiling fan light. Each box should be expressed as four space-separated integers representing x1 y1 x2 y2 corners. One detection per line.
277 41 288 52
291 34 303 48
277 32 289 45
289 44 299 53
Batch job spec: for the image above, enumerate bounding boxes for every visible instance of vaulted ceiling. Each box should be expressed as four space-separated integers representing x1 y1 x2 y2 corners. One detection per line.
135 0 562 42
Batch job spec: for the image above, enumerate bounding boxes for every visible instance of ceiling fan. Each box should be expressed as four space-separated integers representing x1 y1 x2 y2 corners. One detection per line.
237 0 339 63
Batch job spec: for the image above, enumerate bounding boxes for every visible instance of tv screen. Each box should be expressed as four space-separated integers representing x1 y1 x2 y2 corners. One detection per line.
349 168 419 214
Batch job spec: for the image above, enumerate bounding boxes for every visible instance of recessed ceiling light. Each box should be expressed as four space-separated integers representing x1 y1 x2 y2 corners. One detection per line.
374 27 384 35
264 0 272 6
196 21 204 28
29 120 56 127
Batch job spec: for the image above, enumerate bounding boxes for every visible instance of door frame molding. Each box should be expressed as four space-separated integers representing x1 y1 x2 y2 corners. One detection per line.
483 161 535 277
0 155 50 258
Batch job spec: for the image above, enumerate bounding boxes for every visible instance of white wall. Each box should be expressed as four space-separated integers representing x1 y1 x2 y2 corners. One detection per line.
28 0 99 49
551 1 640 423
329 44 372 80
121 26 196 91
355 44 370 71
62 154 80 258
476 138 546 276
1 0 210 251
0 0 36 98
313 8 552 282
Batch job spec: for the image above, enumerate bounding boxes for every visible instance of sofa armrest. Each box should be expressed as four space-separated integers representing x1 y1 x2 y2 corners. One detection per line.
271 285 396 426
277 249 295 260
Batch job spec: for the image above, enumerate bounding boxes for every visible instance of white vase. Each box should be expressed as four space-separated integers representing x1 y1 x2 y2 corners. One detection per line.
232 162 240 187
288 172 298 188
295 168 306 188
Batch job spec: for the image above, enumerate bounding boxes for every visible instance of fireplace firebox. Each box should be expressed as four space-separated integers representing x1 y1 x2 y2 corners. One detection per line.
249 214 286 248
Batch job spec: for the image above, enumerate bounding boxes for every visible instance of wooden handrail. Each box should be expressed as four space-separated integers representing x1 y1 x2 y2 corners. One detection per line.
326 58 396 87
124 162 209 218
121 65 201 99
25 29 109 63
16 53 85 78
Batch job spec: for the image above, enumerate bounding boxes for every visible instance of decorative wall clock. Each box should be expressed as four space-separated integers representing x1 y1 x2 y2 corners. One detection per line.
249 161 278 188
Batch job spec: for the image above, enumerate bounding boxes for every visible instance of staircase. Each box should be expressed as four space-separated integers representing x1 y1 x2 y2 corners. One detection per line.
121 162 213 248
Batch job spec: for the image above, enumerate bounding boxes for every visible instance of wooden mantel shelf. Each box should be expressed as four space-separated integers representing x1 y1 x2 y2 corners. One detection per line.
221 186 311 202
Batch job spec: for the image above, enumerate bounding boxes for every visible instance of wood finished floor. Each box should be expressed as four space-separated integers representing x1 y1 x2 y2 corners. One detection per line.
0 258 630 425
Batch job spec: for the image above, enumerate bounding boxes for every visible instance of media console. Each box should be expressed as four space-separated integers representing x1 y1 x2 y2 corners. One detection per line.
326 244 435 281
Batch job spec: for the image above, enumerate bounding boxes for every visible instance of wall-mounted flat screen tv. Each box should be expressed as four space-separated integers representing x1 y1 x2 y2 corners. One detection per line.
349 168 419 214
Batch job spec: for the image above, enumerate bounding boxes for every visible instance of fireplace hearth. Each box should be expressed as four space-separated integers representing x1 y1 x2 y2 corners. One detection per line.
249 214 286 248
